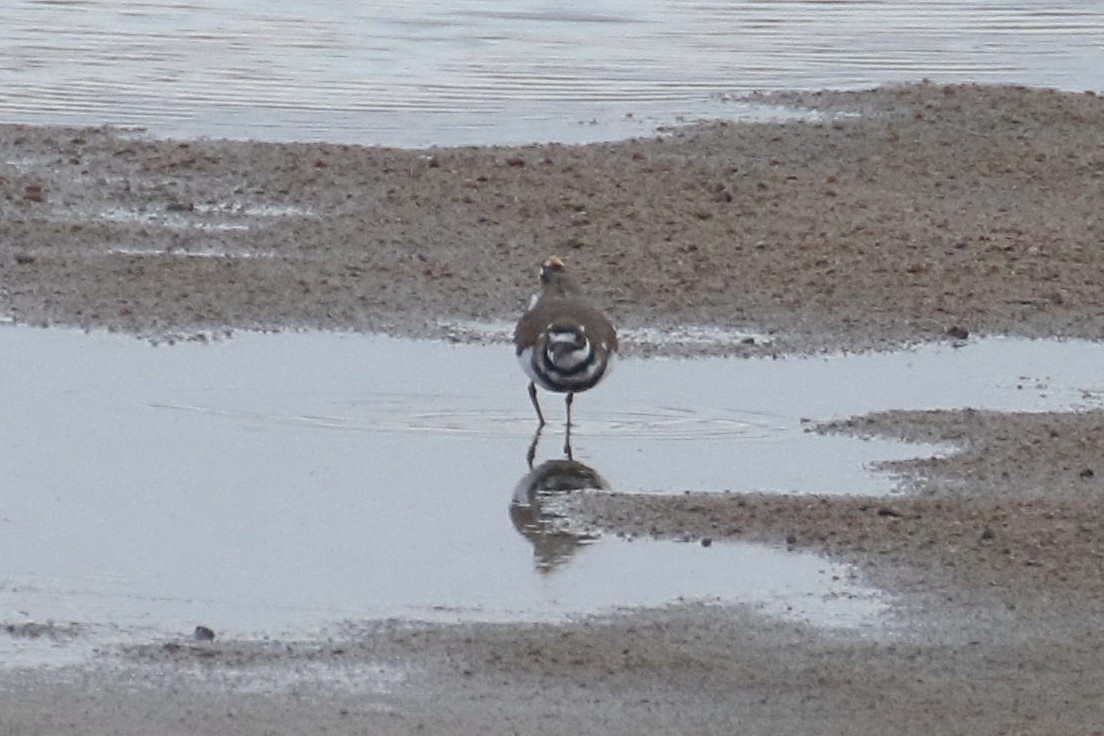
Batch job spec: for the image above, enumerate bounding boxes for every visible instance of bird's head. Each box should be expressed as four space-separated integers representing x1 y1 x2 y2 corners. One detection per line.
539 256 566 284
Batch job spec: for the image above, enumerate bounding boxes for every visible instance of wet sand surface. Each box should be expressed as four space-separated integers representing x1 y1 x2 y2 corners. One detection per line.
4 82 1104 733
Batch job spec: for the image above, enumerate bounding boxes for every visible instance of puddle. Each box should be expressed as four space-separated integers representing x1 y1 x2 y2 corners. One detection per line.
93 202 314 233
3 326 1104 668
106 247 277 259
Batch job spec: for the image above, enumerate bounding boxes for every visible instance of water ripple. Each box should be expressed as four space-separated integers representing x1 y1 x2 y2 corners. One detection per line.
1 0 1100 145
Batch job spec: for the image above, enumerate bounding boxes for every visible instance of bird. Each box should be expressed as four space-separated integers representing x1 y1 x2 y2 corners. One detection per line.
514 256 618 447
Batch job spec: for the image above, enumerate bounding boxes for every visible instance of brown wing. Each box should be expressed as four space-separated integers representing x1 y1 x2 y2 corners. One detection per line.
514 297 617 353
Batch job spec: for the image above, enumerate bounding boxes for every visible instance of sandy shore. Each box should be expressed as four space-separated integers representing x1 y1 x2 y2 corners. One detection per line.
4 82 1104 353
3 82 1104 734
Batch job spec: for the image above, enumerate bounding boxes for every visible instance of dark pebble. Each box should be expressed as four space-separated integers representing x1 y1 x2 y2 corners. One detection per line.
946 325 969 340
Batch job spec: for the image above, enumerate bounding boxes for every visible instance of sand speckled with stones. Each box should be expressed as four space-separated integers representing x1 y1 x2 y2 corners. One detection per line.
4 83 1104 735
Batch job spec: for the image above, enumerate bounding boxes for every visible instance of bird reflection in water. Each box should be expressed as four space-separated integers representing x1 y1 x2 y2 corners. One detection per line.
510 427 608 572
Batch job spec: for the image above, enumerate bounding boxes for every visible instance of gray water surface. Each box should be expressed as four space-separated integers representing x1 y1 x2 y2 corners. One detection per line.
1 1 1101 145
3 326 1104 667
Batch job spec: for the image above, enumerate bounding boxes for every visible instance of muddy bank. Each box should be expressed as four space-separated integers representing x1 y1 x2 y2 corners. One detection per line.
567 404 1104 608
2 82 1104 354
4 599 1102 736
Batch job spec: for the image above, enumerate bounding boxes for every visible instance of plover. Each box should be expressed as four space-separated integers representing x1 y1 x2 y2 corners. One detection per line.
514 256 618 434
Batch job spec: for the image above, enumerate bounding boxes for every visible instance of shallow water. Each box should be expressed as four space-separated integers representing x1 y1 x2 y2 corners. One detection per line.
3 326 1104 667
0 1 1100 145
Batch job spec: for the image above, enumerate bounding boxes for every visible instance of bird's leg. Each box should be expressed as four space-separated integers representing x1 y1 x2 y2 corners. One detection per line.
526 424 543 469
563 392 574 457
528 381 545 426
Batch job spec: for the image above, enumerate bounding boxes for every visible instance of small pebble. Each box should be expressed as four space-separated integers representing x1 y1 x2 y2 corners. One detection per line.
946 325 969 340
